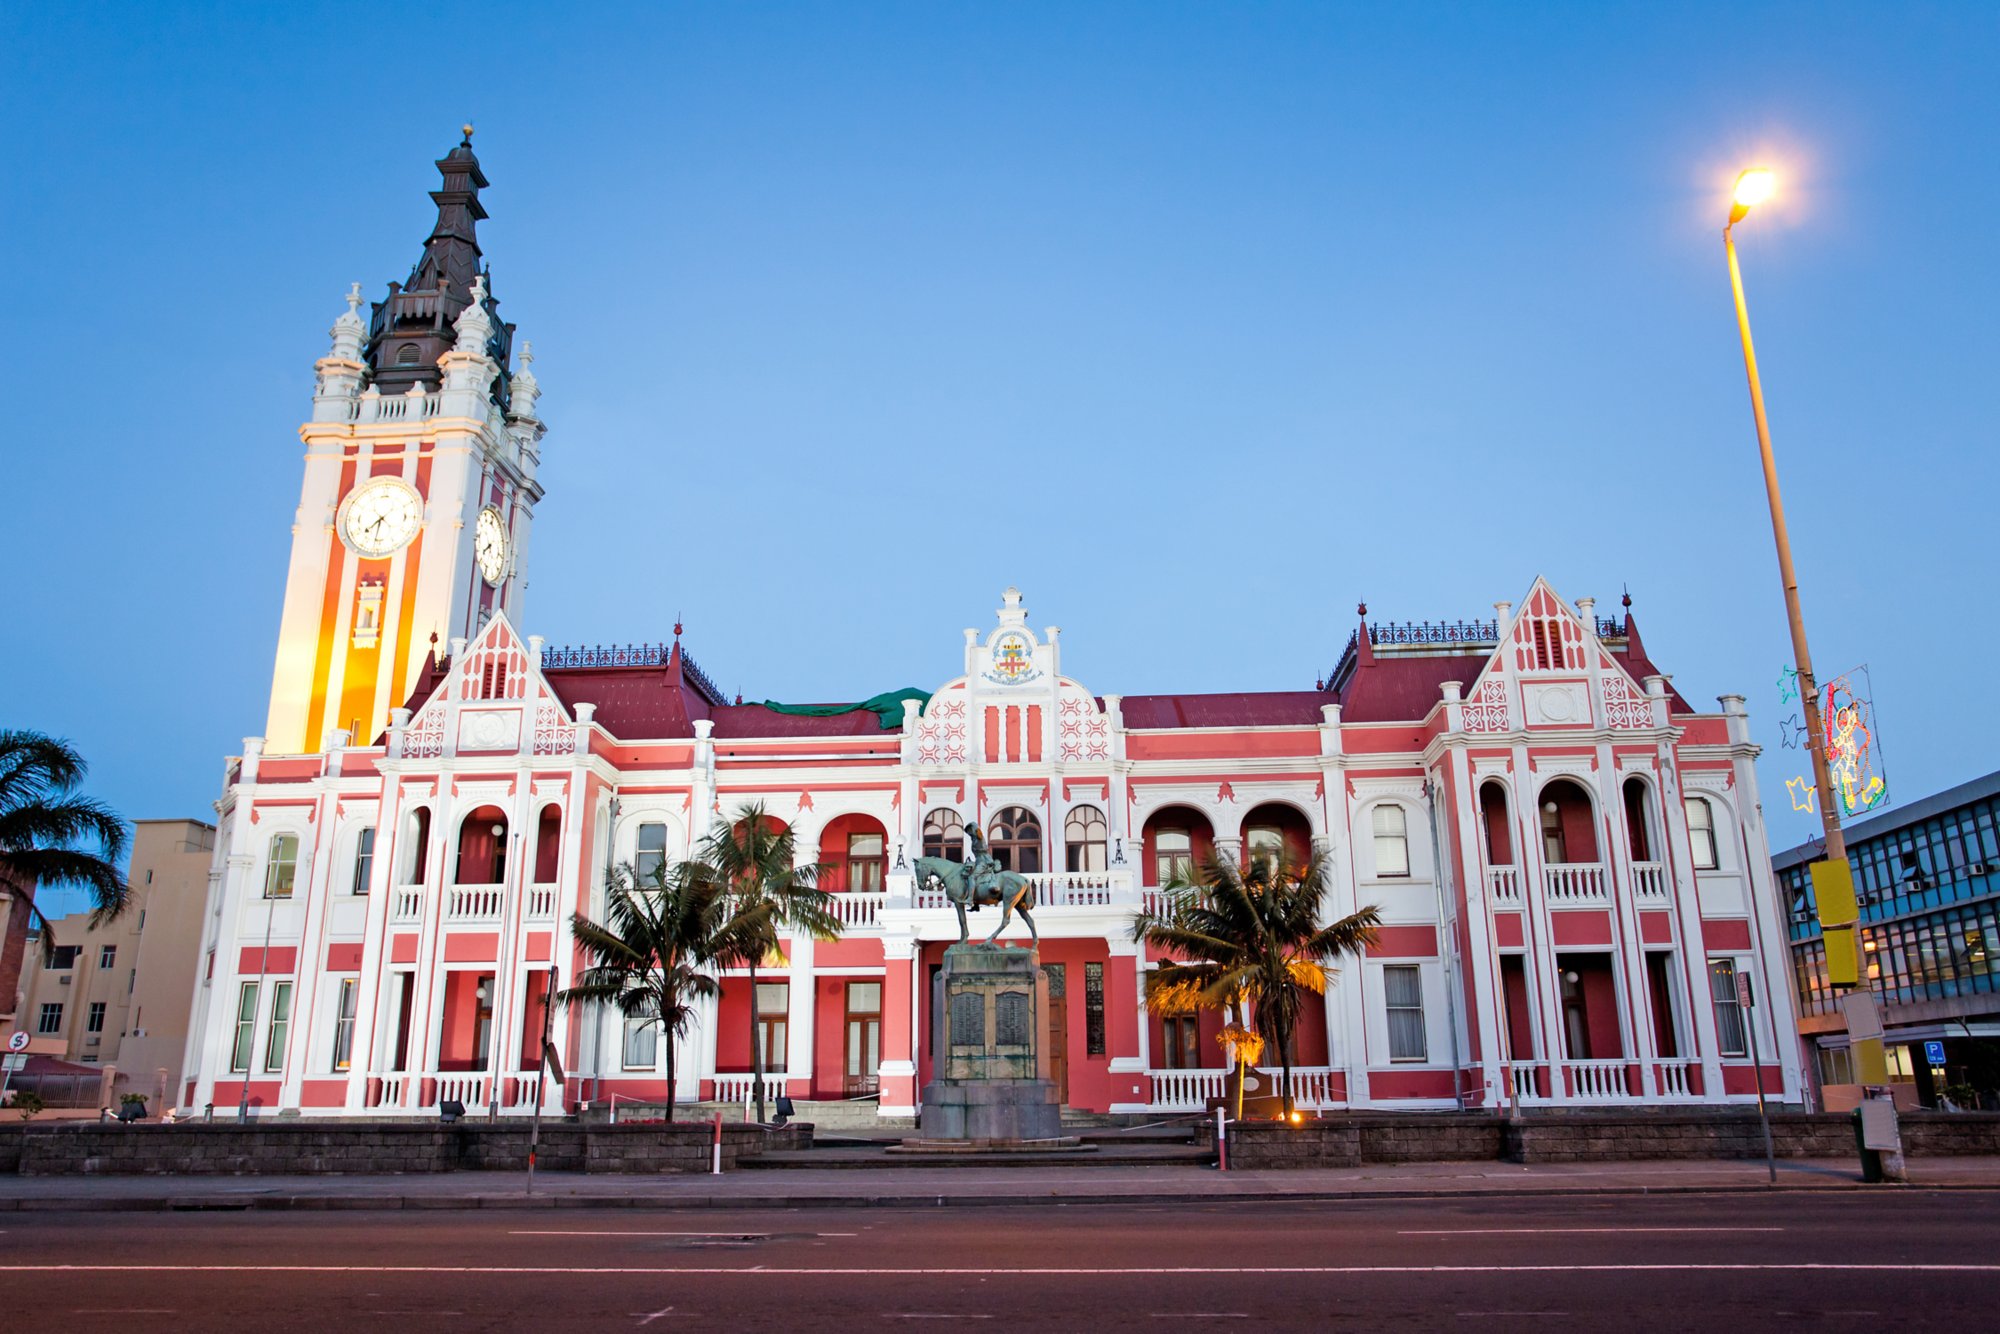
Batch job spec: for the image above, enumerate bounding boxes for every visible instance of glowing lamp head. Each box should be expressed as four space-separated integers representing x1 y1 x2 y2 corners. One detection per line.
1730 168 1775 223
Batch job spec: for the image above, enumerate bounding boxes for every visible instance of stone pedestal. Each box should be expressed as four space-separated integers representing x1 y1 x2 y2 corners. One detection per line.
917 943 1063 1143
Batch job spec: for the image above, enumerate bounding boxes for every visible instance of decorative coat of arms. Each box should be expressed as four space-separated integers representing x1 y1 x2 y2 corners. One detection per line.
983 631 1040 685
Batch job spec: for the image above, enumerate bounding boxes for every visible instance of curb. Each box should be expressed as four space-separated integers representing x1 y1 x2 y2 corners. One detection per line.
3 1181 1994 1212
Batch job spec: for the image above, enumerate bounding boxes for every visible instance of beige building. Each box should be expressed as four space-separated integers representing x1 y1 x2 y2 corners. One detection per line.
13 819 215 1106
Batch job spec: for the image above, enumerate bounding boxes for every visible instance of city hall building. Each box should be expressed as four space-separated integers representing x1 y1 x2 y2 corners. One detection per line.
180 138 1803 1119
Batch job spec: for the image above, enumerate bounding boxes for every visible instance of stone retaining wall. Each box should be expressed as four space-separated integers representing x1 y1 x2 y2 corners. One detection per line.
1222 1110 2000 1170
0 1120 812 1176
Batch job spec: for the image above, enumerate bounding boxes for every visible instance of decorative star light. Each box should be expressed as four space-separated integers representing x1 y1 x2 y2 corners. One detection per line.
1786 776 1817 813
1777 666 1800 705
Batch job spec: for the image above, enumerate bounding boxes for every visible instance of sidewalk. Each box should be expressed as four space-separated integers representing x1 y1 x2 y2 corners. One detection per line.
5 1155 1999 1212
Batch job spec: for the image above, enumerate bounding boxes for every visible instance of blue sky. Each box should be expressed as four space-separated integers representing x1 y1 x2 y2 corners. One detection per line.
4 3 1995 913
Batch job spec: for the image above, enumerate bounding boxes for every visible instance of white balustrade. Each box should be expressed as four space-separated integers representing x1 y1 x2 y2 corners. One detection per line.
347 390 442 424
911 870 1135 912
1146 1065 1341 1112
431 1073 489 1108
1543 863 1609 905
1655 1060 1697 1100
367 1072 407 1108
1630 861 1669 902
830 892 887 929
713 1072 790 1115
526 884 558 921
1486 866 1522 905
1563 1058 1633 1101
1148 1068 1226 1111
1504 1061 1545 1103
391 887 423 923
446 883 504 923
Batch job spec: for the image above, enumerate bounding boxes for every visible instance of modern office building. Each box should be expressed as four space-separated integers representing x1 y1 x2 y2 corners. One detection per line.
1779 770 2000 1109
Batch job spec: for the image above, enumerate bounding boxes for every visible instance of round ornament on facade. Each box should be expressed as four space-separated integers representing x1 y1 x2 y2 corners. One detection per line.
338 477 424 557
475 506 510 585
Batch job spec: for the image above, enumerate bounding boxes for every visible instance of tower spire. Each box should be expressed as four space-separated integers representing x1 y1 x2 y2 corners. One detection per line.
364 129 513 400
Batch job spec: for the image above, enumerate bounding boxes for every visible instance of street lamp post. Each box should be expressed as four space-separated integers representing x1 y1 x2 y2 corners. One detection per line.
1721 168 1845 870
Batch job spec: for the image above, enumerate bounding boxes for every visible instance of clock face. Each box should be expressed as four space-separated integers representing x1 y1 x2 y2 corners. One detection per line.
339 478 423 557
475 506 510 585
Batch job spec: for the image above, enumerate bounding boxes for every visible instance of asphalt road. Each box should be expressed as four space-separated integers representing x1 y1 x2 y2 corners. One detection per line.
2 1191 1992 1330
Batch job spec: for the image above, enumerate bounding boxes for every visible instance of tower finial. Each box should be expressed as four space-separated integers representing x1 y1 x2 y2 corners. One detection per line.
1357 600 1368 618
462 122 474 144
1622 583 1632 609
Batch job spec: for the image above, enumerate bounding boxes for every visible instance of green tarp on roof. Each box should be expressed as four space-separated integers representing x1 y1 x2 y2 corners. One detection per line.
757 688 931 731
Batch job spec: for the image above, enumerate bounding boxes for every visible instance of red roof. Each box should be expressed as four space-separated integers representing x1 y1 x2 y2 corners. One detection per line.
1117 691 1331 729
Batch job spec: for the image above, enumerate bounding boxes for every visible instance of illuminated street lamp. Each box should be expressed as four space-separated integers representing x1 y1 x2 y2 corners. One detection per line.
1721 169 1846 870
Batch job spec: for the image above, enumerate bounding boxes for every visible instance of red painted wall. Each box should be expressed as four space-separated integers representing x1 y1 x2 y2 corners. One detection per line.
817 813 887 893
436 971 486 1071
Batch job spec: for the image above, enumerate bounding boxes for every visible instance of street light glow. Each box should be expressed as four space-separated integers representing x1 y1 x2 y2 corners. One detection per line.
1733 168 1776 210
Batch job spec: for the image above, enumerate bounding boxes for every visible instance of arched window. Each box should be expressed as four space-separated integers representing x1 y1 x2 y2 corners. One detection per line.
401 807 431 884
533 804 562 883
1540 799 1567 864
454 805 508 884
634 822 668 885
1246 822 1284 866
1479 783 1513 865
264 833 300 899
923 809 966 861
988 807 1042 873
1623 778 1654 862
1539 779 1598 865
847 830 886 891
1685 797 1719 870
395 343 421 365
1372 805 1410 878
1064 806 1107 872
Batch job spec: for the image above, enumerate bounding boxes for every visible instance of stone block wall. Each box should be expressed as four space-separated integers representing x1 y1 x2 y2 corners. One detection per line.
0 1119 812 1176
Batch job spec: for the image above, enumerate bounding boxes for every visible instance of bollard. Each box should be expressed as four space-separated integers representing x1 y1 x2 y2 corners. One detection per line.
712 1110 723 1175
1216 1106 1228 1172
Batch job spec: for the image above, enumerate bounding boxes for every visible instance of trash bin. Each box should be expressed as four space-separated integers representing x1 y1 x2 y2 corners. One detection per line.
1851 1108 1883 1184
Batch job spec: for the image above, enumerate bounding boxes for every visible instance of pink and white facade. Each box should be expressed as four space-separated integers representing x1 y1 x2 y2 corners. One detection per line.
180 141 1804 1119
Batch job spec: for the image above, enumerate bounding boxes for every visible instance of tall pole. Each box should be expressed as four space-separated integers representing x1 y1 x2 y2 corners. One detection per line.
1722 220 1845 867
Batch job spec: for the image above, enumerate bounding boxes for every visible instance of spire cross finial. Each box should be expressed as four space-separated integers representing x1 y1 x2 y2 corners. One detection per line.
520 339 533 366
345 282 363 313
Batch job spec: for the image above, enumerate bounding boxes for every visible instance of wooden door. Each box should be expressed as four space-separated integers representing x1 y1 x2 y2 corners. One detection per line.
844 981 882 1096
1042 963 1068 1103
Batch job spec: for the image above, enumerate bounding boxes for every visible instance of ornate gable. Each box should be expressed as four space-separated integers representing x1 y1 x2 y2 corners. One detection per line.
395 611 575 759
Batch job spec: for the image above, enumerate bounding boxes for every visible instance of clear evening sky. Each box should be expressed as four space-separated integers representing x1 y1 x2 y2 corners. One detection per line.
5 3 1995 914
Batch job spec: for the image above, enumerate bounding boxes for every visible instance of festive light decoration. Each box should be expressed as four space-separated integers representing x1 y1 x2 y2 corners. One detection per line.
1776 665 1801 705
1786 775 1818 813
1822 669 1888 817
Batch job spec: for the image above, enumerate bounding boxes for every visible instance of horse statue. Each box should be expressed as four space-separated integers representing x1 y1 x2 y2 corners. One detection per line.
912 828 1039 947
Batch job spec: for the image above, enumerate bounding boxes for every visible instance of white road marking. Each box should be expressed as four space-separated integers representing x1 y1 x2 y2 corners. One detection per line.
4 1263 1997 1276
1401 1227 1785 1236
510 1230 768 1238
885 1316 993 1321
633 1306 674 1325
1152 1315 1248 1319
74 1311 178 1316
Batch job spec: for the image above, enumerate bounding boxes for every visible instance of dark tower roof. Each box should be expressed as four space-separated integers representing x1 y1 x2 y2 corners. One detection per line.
365 127 515 404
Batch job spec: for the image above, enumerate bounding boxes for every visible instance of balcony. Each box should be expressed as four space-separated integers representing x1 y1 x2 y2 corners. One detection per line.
391 886 423 924
1487 866 1522 905
1630 861 1669 903
1146 1065 1343 1112
912 870 1126 912
1542 863 1609 906
526 884 558 921
829 893 887 930
445 884 504 924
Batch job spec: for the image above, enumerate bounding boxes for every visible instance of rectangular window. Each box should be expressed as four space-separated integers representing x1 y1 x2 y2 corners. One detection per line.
99 945 117 968
265 833 300 899
1373 805 1411 878
634 822 668 885
264 981 293 1072
1685 798 1718 871
1709 958 1748 1057
332 978 358 1072
352 827 376 895
622 1015 658 1070
1162 1015 1201 1069
1154 828 1193 886
847 832 886 892
230 982 259 1073
87 1001 107 1033
37 1001 63 1034
48 944 79 969
1084 962 1106 1056
1384 965 1428 1061
756 982 789 1069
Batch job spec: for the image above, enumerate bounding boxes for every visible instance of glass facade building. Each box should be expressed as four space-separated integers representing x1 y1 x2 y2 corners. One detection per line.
1777 770 2000 1108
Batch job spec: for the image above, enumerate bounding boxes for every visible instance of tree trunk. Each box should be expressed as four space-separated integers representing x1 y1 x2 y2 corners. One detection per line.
662 1004 677 1124
1278 1016 1294 1118
1230 1000 1246 1122
748 954 766 1124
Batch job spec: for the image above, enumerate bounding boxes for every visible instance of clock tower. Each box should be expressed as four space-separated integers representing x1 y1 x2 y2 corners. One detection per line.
263 130 546 754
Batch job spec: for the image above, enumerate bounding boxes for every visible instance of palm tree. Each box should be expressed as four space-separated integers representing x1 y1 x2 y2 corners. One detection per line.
0 732 130 949
696 804 841 1122
1133 845 1380 1117
559 858 764 1121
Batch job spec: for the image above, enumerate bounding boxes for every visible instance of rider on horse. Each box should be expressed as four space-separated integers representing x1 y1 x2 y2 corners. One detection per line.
961 823 1003 904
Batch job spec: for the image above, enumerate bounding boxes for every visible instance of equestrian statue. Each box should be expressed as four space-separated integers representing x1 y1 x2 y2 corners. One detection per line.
912 823 1039 946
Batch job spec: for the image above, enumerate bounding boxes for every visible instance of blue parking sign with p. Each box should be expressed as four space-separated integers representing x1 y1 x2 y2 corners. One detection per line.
1924 1040 1946 1066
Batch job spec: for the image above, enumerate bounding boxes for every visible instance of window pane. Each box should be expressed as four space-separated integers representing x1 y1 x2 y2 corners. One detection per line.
1384 965 1427 1061
1709 959 1747 1056
846 982 881 1013
265 981 292 1072
623 1016 658 1069
352 826 376 895
756 983 788 1016
332 979 357 1072
634 823 668 883
1375 806 1410 878
231 982 259 1072
266 834 299 899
